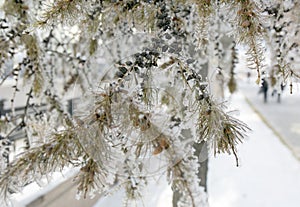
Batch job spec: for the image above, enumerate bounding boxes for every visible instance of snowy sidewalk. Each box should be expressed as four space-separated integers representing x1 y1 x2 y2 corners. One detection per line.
239 82 300 160
208 90 300 207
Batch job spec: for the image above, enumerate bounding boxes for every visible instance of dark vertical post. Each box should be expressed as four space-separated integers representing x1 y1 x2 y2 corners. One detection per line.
67 99 73 116
0 98 5 116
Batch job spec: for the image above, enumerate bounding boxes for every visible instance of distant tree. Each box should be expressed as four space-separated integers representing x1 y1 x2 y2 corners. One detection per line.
264 2 300 96
0 0 299 206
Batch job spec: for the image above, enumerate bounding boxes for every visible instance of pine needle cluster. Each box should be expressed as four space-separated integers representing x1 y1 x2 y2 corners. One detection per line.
0 0 299 206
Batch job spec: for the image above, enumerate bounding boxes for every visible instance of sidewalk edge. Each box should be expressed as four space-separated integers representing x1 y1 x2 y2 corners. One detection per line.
244 96 300 162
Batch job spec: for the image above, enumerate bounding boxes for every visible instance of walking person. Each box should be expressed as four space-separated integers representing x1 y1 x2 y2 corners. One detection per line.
261 78 269 103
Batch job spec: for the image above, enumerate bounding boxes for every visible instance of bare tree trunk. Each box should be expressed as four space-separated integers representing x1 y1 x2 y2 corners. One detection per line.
172 142 208 207
194 142 208 191
173 57 209 207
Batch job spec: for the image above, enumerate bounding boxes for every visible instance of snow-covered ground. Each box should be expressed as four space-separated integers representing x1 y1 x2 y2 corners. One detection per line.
11 168 80 207
207 91 300 207
92 178 173 207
